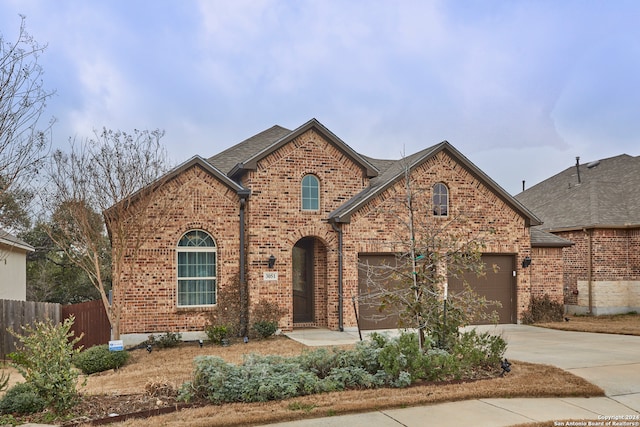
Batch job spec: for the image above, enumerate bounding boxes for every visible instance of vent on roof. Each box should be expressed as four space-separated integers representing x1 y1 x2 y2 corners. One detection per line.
586 160 600 169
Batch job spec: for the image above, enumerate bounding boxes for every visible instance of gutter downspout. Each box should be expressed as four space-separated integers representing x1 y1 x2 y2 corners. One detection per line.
584 228 593 314
239 190 250 336
330 219 344 332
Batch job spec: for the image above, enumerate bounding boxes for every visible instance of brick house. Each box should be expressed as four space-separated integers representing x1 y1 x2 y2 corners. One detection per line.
516 154 640 315
113 118 562 344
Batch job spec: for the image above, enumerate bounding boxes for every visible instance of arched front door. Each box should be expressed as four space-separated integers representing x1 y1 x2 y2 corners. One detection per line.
292 237 314 323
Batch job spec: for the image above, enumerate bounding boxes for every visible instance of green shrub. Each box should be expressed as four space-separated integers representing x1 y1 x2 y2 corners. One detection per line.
180 329 508 404
151 331 183 348
73 345 131 375
8 317 82 413
0 382 47 415
251 320 278 338
204 325 230 345
452 330 507 374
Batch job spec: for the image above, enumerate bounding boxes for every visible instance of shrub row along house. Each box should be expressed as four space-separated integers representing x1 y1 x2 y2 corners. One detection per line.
110 118 570 344
516 154 640 316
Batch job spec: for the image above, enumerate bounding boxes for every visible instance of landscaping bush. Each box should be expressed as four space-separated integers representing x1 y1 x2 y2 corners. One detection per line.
0 382 46 415
251 320 278 339
451 330 507 377
8 316 82 413
521 294 564 324
147 331 183 348
180 329 507 405
205 276 244 338
73 345 131 375
249 299 285 339
205 324 230 345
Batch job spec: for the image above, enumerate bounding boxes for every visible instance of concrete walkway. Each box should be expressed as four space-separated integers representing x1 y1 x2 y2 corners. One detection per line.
274 325 640 427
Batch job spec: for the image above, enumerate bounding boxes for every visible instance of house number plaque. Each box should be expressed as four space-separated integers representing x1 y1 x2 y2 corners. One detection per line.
263 272 278 281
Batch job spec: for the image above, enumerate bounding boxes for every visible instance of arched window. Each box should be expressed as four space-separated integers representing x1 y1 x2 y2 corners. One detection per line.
433 183 448 216
177 230 217 306
301 174 320 211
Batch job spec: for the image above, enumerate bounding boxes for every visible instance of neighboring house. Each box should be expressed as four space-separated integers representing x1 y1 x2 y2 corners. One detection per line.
112 118 561 344
0 228 34 301
516 154 640 315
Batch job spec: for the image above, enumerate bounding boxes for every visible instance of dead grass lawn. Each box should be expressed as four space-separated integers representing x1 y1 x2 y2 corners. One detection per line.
536 312 640 335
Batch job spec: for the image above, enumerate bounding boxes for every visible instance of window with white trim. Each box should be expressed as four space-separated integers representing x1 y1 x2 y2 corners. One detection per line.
301 174 320 211
433 182 449 217
177 230 216 306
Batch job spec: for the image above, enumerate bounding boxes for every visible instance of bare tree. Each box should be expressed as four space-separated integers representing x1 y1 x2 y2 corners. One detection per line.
359 160 499 350
0 16 54 215
0 16 54 259
45 129 175 338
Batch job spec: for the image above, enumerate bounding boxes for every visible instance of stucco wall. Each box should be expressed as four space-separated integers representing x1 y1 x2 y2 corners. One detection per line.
0 245 28 301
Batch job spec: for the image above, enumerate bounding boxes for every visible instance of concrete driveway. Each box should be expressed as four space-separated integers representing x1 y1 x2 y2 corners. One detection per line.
280 325 640 426
479 324 640 411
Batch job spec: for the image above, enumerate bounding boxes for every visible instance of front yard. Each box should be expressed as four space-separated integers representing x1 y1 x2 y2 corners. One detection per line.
535 312 640 336
9 312 638 426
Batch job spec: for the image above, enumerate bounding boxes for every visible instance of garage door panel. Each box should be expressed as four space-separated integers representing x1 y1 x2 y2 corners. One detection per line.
358 254 516 330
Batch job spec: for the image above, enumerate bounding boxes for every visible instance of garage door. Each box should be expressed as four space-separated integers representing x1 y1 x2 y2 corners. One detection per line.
357 253 515 330
447 254 516 324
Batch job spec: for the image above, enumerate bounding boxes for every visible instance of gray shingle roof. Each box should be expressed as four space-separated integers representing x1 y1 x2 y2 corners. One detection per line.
0 228 34 252
530 228 573 247
515 154 640 230
208 125 292 175
329 141 542 226
201 119 541 228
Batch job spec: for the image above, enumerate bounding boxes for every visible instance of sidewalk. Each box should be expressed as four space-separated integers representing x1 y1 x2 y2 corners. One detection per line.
265 397 638 427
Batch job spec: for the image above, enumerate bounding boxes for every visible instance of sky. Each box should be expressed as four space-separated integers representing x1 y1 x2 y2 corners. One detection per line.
1 0 639 195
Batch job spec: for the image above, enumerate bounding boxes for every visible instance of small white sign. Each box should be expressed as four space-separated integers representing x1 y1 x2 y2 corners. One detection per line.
263 271 278 281
108 340 124 351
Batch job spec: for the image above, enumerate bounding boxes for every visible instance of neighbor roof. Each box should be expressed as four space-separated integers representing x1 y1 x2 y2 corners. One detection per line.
0 228 34 252
515 154 640 231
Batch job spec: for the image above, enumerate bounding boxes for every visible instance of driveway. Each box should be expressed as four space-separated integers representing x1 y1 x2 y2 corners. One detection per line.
473 324 640 411
281 324 640 426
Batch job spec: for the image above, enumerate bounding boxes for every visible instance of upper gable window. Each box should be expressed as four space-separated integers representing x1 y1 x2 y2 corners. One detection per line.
433 182 449 217
177 230 217 307
301 174 320 211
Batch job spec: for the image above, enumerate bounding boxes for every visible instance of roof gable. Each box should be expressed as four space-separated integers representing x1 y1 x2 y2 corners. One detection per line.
0 228 34 252
209 118 379 179
516 154 640 230
329 141 541 226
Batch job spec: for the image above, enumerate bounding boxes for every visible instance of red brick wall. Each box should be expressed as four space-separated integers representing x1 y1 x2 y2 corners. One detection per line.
116 134 553 335
114 164 242 335
343 151 536 323
241 129 367 331
556 228 640 306
530 247 564 303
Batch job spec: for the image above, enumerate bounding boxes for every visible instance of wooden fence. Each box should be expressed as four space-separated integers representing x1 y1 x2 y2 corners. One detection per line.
0 299 61 360
62 299 111 349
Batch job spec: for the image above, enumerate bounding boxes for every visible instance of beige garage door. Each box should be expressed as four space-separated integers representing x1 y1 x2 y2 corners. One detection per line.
357 254 515 330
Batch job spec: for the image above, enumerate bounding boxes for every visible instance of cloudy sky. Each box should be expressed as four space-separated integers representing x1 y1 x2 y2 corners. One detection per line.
2 0 639 195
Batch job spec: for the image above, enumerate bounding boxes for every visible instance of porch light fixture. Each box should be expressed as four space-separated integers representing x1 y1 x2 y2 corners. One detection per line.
268 254 276 269
522 256 531 268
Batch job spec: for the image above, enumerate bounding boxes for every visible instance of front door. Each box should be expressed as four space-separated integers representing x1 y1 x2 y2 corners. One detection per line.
293 238 314 323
